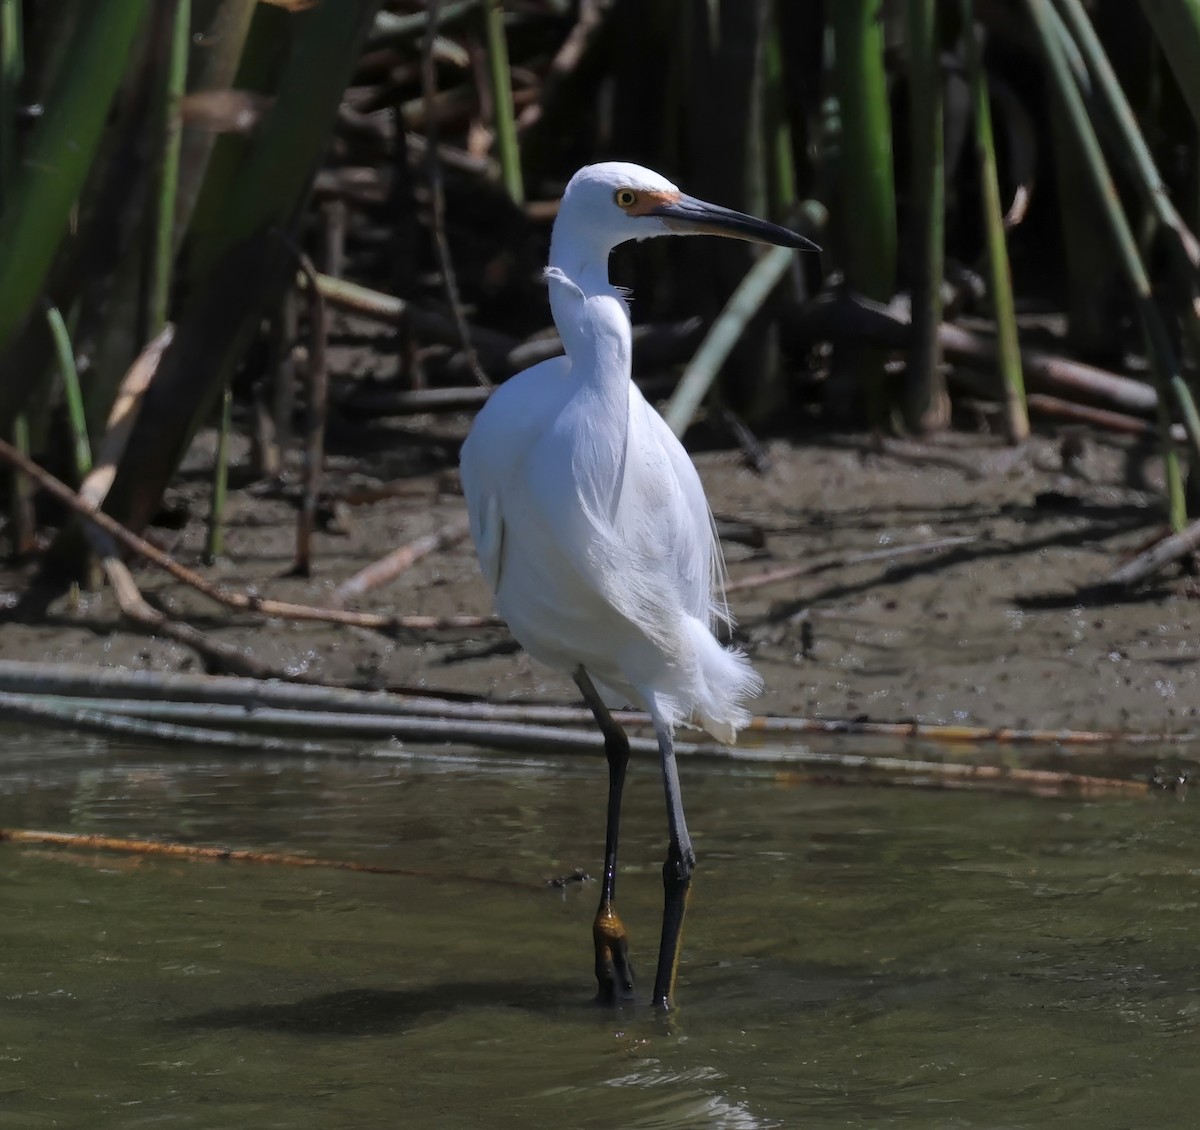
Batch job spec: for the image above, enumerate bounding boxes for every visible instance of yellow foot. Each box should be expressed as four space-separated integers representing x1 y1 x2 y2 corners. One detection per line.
593 903 636 1004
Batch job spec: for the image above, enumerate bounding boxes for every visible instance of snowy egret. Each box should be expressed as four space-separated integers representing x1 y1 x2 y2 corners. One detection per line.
460 162 818 1009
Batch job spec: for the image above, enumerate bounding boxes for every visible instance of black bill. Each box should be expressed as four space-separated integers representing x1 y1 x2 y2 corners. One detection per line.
649 194 820 252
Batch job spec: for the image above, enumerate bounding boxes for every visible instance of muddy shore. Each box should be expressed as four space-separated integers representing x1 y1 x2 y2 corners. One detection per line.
1 426 1196 737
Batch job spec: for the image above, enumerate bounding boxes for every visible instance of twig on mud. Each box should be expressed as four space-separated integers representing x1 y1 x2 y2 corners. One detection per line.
88 530 296 680
334 516 471 603
1103 517 1200 587
0 439 500 634
422 0 489 387
716 404 772 474
726 535 978 594
0 826 539 889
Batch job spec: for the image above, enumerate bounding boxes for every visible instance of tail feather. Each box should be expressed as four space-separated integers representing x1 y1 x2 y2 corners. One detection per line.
682 615 762 745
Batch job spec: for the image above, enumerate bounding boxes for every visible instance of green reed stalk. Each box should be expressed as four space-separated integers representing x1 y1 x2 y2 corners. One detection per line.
45 306 92 478
1027 0 1193 527
1053 0 1200 405
483 0 523 205
1138 0 1200 127
830 0 897 427
0 0 21 193
149 0 190 334
963 0 1027 442
0 1 150 356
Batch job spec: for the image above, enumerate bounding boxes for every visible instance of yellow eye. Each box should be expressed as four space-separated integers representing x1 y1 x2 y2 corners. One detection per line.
614 189 637 209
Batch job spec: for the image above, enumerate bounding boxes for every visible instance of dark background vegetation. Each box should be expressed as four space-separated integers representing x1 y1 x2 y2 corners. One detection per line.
4 0 1200 587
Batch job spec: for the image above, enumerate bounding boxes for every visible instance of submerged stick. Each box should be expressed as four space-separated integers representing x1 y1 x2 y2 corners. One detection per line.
0 827 538 888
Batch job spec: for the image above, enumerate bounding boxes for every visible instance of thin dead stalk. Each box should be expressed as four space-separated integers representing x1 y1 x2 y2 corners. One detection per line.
422 0 488 386
291 246 328 576
334 516 471 602
79 324 176 510
516 0 614 132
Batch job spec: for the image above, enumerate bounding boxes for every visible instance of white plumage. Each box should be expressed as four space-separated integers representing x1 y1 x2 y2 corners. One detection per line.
460 260 759 742
458 161 816 1008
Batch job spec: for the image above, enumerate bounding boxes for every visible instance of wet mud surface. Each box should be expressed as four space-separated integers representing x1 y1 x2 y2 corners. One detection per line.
2 426 1196 736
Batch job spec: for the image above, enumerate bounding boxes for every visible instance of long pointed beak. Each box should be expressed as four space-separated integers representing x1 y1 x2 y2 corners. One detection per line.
648 194 820 252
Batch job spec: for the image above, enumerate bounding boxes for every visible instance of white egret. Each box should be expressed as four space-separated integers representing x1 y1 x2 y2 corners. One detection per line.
460 162 818 1009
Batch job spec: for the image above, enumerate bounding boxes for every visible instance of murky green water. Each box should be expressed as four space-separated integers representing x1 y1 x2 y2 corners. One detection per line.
2 727 1198 1128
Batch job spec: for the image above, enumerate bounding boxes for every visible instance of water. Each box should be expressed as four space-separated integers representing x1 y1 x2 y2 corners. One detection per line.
2 727 1198 1128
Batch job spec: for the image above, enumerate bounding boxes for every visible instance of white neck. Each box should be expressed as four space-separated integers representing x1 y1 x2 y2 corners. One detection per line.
545 267 632 397
548 223 618 300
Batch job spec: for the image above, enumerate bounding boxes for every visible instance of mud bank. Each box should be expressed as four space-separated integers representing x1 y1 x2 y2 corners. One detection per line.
1 429 1196 736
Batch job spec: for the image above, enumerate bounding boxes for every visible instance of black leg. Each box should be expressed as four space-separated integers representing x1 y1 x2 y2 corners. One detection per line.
651 722 695 1011
574 668 636 1003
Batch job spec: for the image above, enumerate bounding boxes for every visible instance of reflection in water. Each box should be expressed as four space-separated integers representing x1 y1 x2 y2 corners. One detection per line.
1 725 1199 1128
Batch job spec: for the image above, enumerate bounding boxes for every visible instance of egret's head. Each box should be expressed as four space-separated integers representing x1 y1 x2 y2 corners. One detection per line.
553 161 819 262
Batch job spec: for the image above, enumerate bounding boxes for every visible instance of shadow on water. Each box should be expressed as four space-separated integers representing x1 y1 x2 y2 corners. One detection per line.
180 980 578 1036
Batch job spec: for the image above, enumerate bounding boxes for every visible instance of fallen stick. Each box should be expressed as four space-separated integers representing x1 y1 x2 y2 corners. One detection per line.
91 534 296 681
0 437 498 634
0 827 538 889
0 659 1194 748
1104 516 1200 587
307 272 517 362
1025 392 1185 441
792 292 1160 417
0 688 1157 797
726 535 978 594
335 515 471 603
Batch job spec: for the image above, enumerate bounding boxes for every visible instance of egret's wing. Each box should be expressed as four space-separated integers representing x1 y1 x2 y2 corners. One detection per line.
459 355 572 594
627 391 726 625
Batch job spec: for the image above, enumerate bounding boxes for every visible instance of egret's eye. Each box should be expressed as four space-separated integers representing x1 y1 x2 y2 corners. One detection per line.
614 189 638 209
